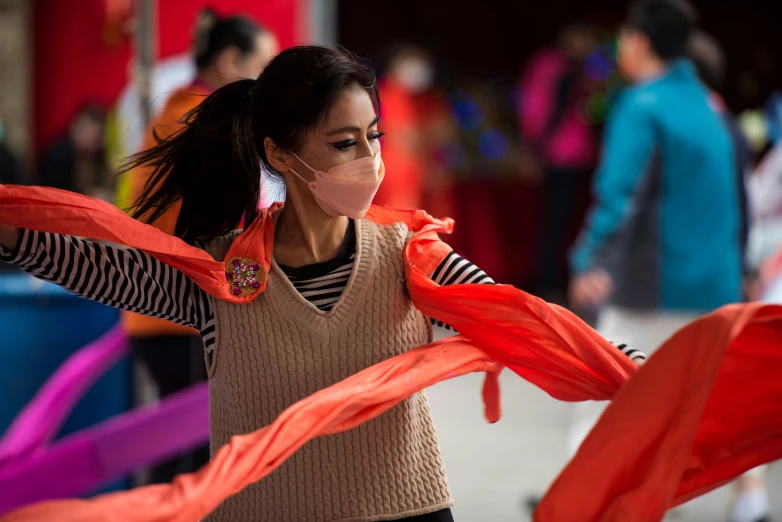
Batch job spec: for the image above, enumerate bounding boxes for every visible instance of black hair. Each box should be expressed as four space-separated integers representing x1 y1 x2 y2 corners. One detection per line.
123 46 379 245
687 30 726 92
557 21 595 42
193 8 265 70
627 0 697 61
379 42 430 71
73 103 106 125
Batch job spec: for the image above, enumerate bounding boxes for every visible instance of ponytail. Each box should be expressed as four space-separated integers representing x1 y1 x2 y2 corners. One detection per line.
123 79 261 245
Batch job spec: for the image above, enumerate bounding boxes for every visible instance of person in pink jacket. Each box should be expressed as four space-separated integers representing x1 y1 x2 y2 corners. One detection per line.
517 22 601 303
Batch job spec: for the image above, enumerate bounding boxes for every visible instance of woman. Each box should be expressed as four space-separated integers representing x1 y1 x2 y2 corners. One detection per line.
517 22 601 303
122 8 278 486
40 104 111 200
0 46 642 522
376 45 457 220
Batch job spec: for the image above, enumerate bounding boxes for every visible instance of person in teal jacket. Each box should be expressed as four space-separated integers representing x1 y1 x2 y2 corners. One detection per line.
564 5 745 519
569 0 742 316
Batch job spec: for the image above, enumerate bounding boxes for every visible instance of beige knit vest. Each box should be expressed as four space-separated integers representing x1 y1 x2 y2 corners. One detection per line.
204 218 452 522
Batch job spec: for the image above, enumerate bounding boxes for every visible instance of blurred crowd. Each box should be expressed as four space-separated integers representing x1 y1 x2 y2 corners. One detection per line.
2 5 780 306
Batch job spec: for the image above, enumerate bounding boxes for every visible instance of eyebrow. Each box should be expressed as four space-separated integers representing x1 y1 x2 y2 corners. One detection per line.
325 116 381 137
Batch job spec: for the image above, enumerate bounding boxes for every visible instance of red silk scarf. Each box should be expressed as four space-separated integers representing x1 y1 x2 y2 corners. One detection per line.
1 184 781 521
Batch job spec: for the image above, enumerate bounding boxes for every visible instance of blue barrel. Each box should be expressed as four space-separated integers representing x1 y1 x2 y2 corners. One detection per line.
0 272 130 492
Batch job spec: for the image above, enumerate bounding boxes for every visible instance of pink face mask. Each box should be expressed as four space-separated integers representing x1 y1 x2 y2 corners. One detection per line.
290 152 385 219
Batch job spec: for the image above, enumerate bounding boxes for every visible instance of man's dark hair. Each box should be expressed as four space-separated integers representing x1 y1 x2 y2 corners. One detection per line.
627 0 697 60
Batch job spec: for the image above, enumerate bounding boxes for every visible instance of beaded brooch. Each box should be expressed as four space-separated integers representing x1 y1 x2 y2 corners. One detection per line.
225 257 265 297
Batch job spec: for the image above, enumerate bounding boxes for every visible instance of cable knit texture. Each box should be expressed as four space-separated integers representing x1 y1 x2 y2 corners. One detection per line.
204 218 452 522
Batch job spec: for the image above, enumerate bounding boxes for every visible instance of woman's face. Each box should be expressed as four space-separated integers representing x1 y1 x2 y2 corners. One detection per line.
292 84 382 176
236 32 280 79
215 33 280 86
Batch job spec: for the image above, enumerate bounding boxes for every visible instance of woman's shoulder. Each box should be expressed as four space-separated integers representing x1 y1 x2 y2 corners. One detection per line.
357 218 412 261
360 217 409 238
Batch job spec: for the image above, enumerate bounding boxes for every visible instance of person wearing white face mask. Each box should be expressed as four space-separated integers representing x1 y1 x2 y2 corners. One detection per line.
373 46 456 214
0 46 645 521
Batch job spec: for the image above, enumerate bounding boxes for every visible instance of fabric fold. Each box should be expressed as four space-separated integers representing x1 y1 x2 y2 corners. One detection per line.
535 303 782 522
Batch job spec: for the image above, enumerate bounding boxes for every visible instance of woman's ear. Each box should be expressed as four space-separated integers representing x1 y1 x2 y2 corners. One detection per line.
264 137 292 173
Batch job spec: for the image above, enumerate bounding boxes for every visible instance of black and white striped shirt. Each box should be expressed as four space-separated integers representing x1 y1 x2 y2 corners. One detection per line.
276 219 361 312
0 228 644 361
282 253 357 311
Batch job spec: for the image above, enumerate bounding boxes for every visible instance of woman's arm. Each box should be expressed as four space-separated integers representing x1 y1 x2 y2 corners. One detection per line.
429 251 646 362
0 228 216 350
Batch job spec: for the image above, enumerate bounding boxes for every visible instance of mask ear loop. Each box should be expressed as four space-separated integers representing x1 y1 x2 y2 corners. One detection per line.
289 153 320 186
291 153 318 173
288 168 311 185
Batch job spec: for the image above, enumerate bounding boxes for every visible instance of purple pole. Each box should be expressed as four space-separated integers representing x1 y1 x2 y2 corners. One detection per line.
0 326 127 467
0 383 209 515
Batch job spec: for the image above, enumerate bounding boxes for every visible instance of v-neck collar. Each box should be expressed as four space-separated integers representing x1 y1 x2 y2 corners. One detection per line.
265 218 376 334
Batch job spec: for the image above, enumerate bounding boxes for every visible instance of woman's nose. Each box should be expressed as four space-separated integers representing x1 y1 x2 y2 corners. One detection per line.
357 137 375 158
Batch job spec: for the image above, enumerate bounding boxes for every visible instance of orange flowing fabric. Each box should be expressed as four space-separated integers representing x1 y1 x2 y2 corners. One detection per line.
403 223 636 401
0 186 452 305
0 185 273 302
4 306 781 522
2 184 782 521
1 338 502 522
0 185 633 403
535 303 782 522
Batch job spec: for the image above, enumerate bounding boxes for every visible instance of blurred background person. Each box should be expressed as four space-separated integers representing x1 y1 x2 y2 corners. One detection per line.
375 45 456 215
0 119 22 273
0 119 22 186
688 29 752 283
39 104 111 200
688 30 772 522
124 8 278 486
749 140 782 230
570 0 741 352
747 139 782 285
517 22 601 304
567 0 743 493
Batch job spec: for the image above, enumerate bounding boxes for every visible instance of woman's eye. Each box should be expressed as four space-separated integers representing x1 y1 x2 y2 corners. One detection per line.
331 140 356 151
329 132 385 151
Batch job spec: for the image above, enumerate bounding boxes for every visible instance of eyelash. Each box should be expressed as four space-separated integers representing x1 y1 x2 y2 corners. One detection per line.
331 132 385 151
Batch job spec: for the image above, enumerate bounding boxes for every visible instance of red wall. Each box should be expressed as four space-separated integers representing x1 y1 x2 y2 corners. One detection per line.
32 0 131 152
33 0 302 152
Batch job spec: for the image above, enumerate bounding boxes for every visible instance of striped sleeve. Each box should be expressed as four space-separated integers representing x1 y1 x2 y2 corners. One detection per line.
0 229 216 351
430 251 495 287
427 251 646 362
428 251 494 331
611 342 647 361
